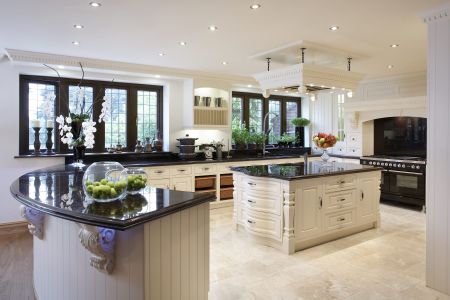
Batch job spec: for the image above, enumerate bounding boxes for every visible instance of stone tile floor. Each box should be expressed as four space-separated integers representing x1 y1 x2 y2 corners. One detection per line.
209 203 449 300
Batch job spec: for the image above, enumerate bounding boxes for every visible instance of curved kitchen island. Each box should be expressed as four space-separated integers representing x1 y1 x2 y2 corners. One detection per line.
232 161 382 254
10 164 214 300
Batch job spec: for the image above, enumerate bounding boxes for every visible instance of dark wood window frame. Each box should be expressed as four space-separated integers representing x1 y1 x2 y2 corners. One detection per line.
19 74 163 155
231 91 301 142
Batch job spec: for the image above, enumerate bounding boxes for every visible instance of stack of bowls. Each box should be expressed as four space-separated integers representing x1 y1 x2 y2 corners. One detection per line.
176 135 198 160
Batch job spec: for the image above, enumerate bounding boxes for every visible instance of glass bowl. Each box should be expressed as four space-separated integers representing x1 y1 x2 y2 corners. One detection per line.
126 168 148 195
83 161 128 203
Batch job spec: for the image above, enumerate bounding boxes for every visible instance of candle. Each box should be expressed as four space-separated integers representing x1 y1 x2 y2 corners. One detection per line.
31 119 41 128
46 120 54 128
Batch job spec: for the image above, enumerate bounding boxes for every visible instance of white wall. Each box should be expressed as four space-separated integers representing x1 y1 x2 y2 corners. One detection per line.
423 3 450 295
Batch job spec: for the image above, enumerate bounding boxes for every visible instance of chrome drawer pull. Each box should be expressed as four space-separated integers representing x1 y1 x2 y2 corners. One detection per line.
156 170 163 174
203 167 210 171
247 182 256 186
247 220 255 224
247 199 255 203
339 198 346 202
319 196 323 209
178 169 186 172
338 180 346 184
337 217 346 222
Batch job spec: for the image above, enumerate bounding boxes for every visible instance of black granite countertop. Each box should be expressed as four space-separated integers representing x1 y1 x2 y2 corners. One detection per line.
230 161 381 180
10 165 215 230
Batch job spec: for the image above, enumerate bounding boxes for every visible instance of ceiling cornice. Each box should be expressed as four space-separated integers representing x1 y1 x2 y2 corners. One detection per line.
4 49 255 84
422 2 450 23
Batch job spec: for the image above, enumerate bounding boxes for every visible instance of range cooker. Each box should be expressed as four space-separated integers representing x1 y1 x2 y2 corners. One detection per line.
360 155 426 208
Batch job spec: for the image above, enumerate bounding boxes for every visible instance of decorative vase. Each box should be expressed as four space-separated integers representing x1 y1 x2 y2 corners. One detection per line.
216 146 223 160
73 145 86 167
295 126 305 147
321 148 330 162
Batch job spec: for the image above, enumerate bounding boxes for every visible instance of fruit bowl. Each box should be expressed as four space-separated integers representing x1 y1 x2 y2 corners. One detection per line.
126 168 148 195
83 162 128 203
312 133 338 149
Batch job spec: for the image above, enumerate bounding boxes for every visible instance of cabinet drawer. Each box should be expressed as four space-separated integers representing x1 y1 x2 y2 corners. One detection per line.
243 210 282 240
324 190 356 212
194 164 217 175
148 178 170 189
146 167 170 178
242 177 281 194
244 190 281 216
324 175 357 192
324 209 356 232
347 147 361 156
170 166 192 176
347 133 360 145
217 163 232 173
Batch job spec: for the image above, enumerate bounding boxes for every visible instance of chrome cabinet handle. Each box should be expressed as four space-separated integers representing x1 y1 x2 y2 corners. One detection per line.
319 196 323 209
361 191 364 200
339 198 346 202
338 180 346 184
156 170 163 174
247 220 255 224
247 182 256 186
337 217 346 222
247 199 255 203
203 167 210 171
178 169 186 172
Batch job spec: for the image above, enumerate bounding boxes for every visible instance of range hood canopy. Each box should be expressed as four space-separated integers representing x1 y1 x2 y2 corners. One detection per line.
250 41 366 98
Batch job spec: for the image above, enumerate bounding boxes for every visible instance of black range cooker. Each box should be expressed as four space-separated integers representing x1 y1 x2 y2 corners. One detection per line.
360 155 426 208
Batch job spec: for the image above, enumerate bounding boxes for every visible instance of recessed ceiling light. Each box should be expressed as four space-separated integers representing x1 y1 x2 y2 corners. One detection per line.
250 4 261 9
222 61 228 65
320 85 325 88
208 25 218 31
57 65 65 69
247 84 252 88
388 65 394 69
73 24 84 29
155 75 161 78
158 52 166 56
331 86 336 90
89 2 101 7
274 89 279 92
285 90 289 93
329 25 339 31
178 41 187 46
72 41 80 46
390 44 399 48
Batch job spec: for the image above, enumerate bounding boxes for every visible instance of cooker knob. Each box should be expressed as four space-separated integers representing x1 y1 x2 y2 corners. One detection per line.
389 163 392 167
393 163 397 167
401 164 406 168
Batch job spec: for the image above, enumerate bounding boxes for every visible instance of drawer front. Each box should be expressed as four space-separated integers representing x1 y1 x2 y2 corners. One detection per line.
333 146 346 155
194 164 217 175
324 175 357 192
148 178 170 189
170 166 192 176
242 177 281 194
217 163 232 173
324 209 356 232
324 190 356 212
347 133 360 145
347 147 361 156
244 190 281 216
146 167 170 178
243 210 282 240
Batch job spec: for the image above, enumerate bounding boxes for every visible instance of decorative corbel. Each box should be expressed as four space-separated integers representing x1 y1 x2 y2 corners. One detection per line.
20 205 45 239
78 224 116 274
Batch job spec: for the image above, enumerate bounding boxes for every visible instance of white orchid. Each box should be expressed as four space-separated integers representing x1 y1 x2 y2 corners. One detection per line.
99 95 111 123
82 121 97 148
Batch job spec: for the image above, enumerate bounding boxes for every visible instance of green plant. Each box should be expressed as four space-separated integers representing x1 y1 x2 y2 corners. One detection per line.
252 133 266 145
280 133 295 143
232 126 249 145
291 117 310 127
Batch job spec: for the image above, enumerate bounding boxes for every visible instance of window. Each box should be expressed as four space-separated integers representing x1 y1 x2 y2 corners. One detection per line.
232 96 243 130
249 98 263 133
268 100 281 143
137 90 158 141
104 88 127 148
231 92 301 144
19 75 163 155
285 102 299 137
27 83 56 150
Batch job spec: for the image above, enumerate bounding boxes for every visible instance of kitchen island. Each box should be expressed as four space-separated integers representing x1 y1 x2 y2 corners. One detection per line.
232 161 382 254
10 164 215 300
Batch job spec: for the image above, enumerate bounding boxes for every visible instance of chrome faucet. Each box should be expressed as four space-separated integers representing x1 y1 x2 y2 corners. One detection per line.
262 112 279 157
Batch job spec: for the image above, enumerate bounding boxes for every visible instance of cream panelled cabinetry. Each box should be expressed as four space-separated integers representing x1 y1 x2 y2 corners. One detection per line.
233 170 381 254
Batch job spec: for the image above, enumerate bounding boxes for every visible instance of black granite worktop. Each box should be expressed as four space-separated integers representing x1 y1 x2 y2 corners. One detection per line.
10 165 215 230
231 161 382 180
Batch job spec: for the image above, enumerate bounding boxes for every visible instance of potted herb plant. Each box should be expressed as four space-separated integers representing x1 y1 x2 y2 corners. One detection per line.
247 133 257 150
291 117 310 147
232 126 249 150
253 133 266 150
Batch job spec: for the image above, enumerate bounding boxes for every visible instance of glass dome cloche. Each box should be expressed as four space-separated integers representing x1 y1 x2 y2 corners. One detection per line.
83 161 128 203
125 168 148 195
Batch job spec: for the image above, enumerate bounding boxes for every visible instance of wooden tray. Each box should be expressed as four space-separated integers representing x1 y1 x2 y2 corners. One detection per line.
220 187 234 200
195 176 216 189
220 175 233 187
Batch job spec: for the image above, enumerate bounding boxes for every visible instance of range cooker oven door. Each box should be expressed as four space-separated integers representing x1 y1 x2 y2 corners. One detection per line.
388 170 425 199
380 170 389 193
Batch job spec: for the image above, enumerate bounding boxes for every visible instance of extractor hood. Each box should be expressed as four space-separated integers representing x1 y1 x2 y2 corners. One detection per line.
250 41 366 98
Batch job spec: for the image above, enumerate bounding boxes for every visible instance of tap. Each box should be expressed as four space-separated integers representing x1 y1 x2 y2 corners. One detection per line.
262 112 279 157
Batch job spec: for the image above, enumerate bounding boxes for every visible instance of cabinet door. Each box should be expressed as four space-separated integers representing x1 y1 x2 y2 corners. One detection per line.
170 176 194 192
295 179 323 240
358 175 381 224
148 178 170 189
